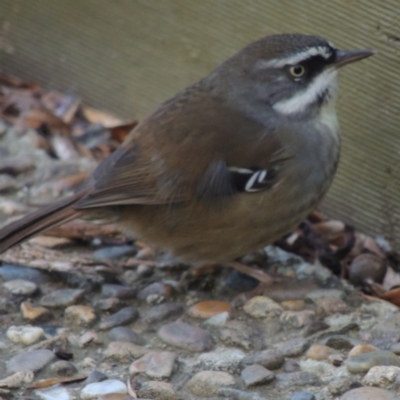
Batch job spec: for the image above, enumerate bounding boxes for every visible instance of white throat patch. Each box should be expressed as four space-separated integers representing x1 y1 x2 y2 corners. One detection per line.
273 68 338 115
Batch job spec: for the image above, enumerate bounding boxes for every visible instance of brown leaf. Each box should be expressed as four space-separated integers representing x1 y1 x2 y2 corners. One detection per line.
82 105 123 127
1 87 41 116
312 220 345 241
381 287 400 307
28 374 87 389
110 121 138 143
16 108 70 133
41 91 81 124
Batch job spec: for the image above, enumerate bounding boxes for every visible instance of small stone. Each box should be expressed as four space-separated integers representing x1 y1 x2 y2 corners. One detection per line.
50 360 77 376
41 289 84 308
3 279 37 296
204 311 230 326
85 370 108 384
349 344 379 357
137 282 173 304
188 300 233 318
64 305 96 327
346 350 400 374
306 289 345 302
243 296 283 318
94 297 122 312
290 393 316 400
101 284 135 299
339 386 398 400
138 381 178 400
109 327 146 345
241 364 274 387
104 341 147 362
144 303 184 323
0 370 34 388
219 320 265 350
0 175 19 192
99 307 139 330
6 325 44 345
324 335 360 350
193 349 245 373
275 371 322 389
187 371 236 397
80 379 127 399
328 376 355 396
79 331 100 347
306 344 336 361
362 365 400 387
35 385 72 400
284 359 301 372
98 395 134 400
349 253 387 286
158 321 213 352
129 351 176 379
275 338 310 357
390 343 400 355
281 300 305 311
217 388 266 400
93 245 136 260
241 349 284 370
0 264 50 284
7 349 56 373
315 297 349 316
20 301 51 322
280 310 315 328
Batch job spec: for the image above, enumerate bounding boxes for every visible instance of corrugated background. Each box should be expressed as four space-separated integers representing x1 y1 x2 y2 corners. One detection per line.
0 1 399 247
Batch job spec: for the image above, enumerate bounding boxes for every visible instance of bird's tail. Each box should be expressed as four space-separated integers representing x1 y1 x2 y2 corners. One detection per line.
0 192 86 253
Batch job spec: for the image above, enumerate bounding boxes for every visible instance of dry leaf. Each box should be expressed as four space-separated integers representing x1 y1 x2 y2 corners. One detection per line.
82 105 123 127
28 374 87 389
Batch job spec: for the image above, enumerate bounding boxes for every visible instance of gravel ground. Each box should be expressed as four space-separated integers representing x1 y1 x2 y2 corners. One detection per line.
1 123 400 400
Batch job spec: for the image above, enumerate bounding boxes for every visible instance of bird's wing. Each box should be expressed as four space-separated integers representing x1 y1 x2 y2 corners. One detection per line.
75 86 290 209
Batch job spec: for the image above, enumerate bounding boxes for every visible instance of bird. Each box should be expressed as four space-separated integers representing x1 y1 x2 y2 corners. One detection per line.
0 34 374 281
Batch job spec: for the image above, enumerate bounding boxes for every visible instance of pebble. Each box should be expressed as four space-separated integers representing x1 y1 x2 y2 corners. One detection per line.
103 341 147 362
241 364 274 387
349 253 387 286
101 284 135 299
3 279 37 296
217 387 266 400
324 335 360 350
306 289 345 302
281 300 305 311
35 385 71 400
339 386 398 400
362 365 400 387
99 307 139 330
275 338 310 358
80 379 127 399
188 300 233 318
290 393 316 400
0 264 50 284
349 344 379 357
94 297 121 312
158 321 213 352
40 288 85 308
346 350 400 373
241 349 284 370
129 351 176 378
221 271 259 293
7 349 56 373
275 371 322 389
204 311 230 326
85 370 108 384
219 320 265 350
48 360 77 377
137 282 173 304
187 370 236 397
93 245 136 260
193 349 245 373
6 325 44 345
280 310 315 328
137 381 179 400
305 344 336 361
97 395 134 400
390 342 400 355
79 330 100 347
315 297 349 316
243 296 283 318
64 305 97 327
284 358 301 372
109 327 146 345
0 174 19 192
144 303 184 323
20 301 52 322
0 370 34 388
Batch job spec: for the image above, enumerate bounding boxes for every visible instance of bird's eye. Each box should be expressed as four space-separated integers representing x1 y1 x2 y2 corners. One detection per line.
289 65 305 78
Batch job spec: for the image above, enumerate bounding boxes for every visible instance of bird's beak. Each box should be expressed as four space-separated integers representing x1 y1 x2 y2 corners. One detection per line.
333 49 375 69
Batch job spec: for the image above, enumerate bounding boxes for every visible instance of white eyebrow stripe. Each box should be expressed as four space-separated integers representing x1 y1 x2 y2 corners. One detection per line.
254 46 333 69
273 68 337 115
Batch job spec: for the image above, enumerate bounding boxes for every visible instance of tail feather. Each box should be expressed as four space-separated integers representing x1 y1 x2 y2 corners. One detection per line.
0 192 86 253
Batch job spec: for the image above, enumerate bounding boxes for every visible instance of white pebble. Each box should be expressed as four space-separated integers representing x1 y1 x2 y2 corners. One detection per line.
7 325 44 345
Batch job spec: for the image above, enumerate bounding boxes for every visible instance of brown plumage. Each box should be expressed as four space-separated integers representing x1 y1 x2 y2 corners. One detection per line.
0 34 374 266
